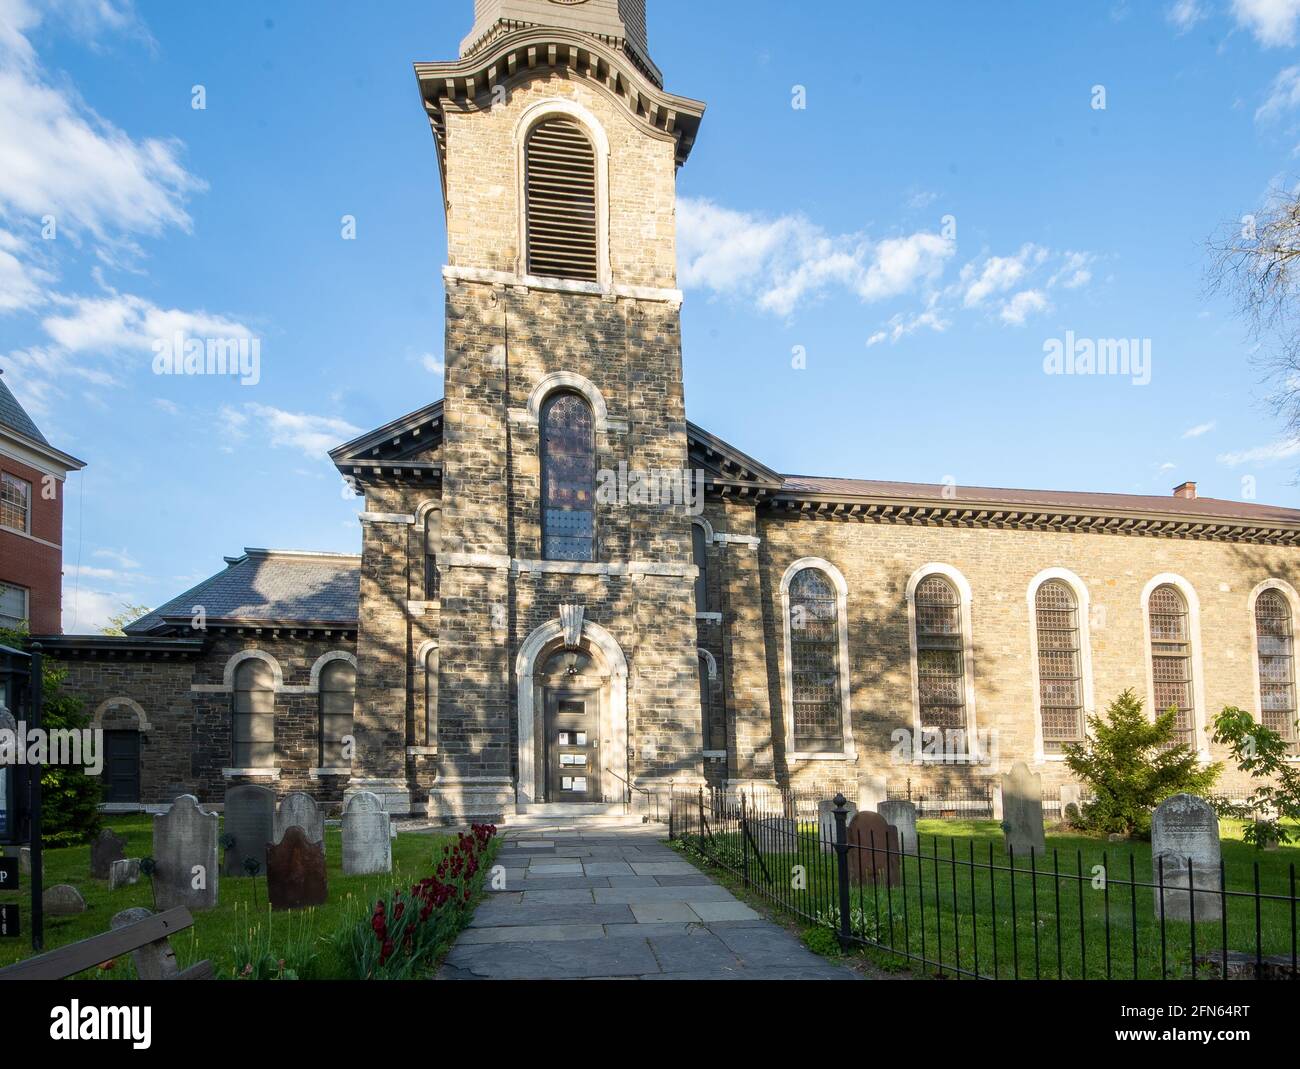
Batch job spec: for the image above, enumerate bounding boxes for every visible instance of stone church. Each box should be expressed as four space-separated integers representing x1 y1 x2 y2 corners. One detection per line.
45 0 1300 821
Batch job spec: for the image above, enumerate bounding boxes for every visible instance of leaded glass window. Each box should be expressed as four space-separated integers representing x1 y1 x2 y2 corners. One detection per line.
1149 584 1195 747
1256 590 1298 754
788 568 843 752
541 392 595 561
915 575 966 734
1035 580 1084 753
423 519 439 600
318 660 355 768
232 658 275 768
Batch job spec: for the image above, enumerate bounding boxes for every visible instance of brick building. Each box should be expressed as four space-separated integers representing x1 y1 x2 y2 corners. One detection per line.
0 371 85 636
42 1 1300 819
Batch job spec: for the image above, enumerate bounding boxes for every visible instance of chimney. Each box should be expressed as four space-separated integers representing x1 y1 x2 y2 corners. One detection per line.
1173 481 1198 500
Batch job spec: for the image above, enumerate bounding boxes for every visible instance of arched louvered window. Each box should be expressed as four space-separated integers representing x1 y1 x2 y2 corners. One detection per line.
788 568 843 752
541 391 596 561
692 523 709 612
233 658 275 768
1035 581 1084 752
525 117 599 282
1149 585 1195 746
1255 590 1298 753
318 660 355 768
915 575 967 733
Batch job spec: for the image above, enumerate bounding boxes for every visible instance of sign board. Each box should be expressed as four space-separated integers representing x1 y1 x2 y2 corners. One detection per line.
0 904 17 938
0 856 16 891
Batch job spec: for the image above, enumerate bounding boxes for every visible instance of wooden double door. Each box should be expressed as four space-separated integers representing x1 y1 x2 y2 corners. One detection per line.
543 689 602 803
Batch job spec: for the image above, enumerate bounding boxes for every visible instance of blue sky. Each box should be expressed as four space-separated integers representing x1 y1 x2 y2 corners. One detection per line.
2 0 1300 631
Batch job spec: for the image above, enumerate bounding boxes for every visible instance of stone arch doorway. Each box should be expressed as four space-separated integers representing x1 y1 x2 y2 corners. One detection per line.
516 615 628 806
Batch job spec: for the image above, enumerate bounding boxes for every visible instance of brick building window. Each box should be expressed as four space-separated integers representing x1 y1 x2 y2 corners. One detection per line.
318 659 355 768
787 567 843 752
1 472 30 533
1035 580 1085 753
525 117 599 282
541 391 595 561
914 575 967 735
692 522 709 612
1149 584 1195 747
1255 589 1298 754
232 658 275 768
0 582 28 629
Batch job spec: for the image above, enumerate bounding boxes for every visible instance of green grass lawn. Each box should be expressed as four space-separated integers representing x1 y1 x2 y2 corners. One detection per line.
678 818 1300 980
0 816 475 979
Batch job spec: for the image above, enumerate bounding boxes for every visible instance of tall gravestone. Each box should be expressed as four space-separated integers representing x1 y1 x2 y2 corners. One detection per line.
1000 762 1045 857
274 792 325 855
846 811 900 887
152 795 219 911
857 773 887 812
111 907 179 980
1152 793 1222 923
342 792 392 875
223 784 276 877
266 825 328 910
90 828 127 880
878 799 919 854
817 799 857 854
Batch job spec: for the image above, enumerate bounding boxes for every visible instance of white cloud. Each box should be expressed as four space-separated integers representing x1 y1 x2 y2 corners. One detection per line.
1047 251 1095 290
1183 420 1217 438
421 352 445 376
1159 461 1178 472
0 229 53 312
1217 438 1300 465
1167 0 1209 31
961 245 1048 308
1000 289 1051 325
93 546 140 569
1233 0 1300 46
41 291 254 354
222 403 361 458
62 583 141 633
1257 66 1300 123
866 305 950 347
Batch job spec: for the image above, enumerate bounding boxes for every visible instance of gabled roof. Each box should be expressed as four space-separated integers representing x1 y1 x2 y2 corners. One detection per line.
330 400 443 492
127 548 360 635
0 372 85 474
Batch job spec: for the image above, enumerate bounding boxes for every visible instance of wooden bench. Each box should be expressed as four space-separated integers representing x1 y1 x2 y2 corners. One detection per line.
0 907 213 981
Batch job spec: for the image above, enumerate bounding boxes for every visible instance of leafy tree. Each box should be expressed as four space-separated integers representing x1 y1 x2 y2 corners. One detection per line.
1212 706 1300 848
102 604 151 637
0 624 102 846
1063 689 1221 838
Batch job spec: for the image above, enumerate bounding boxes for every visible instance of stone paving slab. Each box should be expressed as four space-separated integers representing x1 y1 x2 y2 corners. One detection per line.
441 823 858 980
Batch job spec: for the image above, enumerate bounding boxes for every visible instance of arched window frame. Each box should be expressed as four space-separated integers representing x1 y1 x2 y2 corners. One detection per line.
317 658 356 770
515 99 611 290
1141 573 1208 758
1249 579 1300 761
779 558 855 762
691 518 712 614
1027 568 1096 762
232 657 276 771
420 640 439 752
539 388 597 562
906 563 978 760
697 648 722 755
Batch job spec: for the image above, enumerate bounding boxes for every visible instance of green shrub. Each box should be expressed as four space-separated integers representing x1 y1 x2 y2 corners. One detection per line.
1063 689 1220 838
1212 706 1300 848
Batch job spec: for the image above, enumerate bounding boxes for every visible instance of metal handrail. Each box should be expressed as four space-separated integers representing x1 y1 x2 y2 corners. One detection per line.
607 767 657 822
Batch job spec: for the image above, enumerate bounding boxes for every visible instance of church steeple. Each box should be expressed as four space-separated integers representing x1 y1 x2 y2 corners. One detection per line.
461 0 660 86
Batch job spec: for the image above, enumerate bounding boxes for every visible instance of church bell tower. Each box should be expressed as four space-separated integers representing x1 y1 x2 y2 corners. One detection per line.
412 0 709 822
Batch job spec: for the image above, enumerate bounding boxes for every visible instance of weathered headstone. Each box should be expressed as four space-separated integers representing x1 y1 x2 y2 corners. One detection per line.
111 907 179 980
152 794 219 911
754 816 799 853
43 884 87 915
342 792 392 875
817 799 857 853
274 792 325 855
1059 784 1082 810
109 858 141 890
1152 793 1222 923
90 828 127 880
1000 762 1045 857
266 825 328 910
846 811 900 886
223 784 276 876
878 799 919 854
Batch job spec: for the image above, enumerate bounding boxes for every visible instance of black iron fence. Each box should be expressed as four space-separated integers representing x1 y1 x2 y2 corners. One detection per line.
887 779 997 820
669 787 1300 980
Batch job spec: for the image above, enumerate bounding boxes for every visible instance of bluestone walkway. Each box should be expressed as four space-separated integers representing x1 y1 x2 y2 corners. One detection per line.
439 822 858 980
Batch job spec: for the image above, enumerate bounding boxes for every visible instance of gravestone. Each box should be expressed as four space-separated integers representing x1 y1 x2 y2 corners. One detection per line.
266 825 328 910
857 773 888 812
109 858 141 890
754 816 799 853
342 792 392 875
1000 762 1045 857
223 784 276 877
43 884 87 915
152 794 219 911
878 799 919 854
274 792 325 855
90 828 127 880
1152 793 1222 923
817 799 857 854
111 907 179 980
846 811 900 886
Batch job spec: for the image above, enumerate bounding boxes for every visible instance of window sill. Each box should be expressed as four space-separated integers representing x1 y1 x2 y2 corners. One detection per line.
702 750 727 760
789 752 854 761
222 768 281 780
405 746 438 757
695 612 723 623
309 767 351 779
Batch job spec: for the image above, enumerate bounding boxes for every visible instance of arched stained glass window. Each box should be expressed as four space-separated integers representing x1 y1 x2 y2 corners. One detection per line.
788 568 843 752
1035 580 1084 753
541 392 596 562
915 575 966 734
